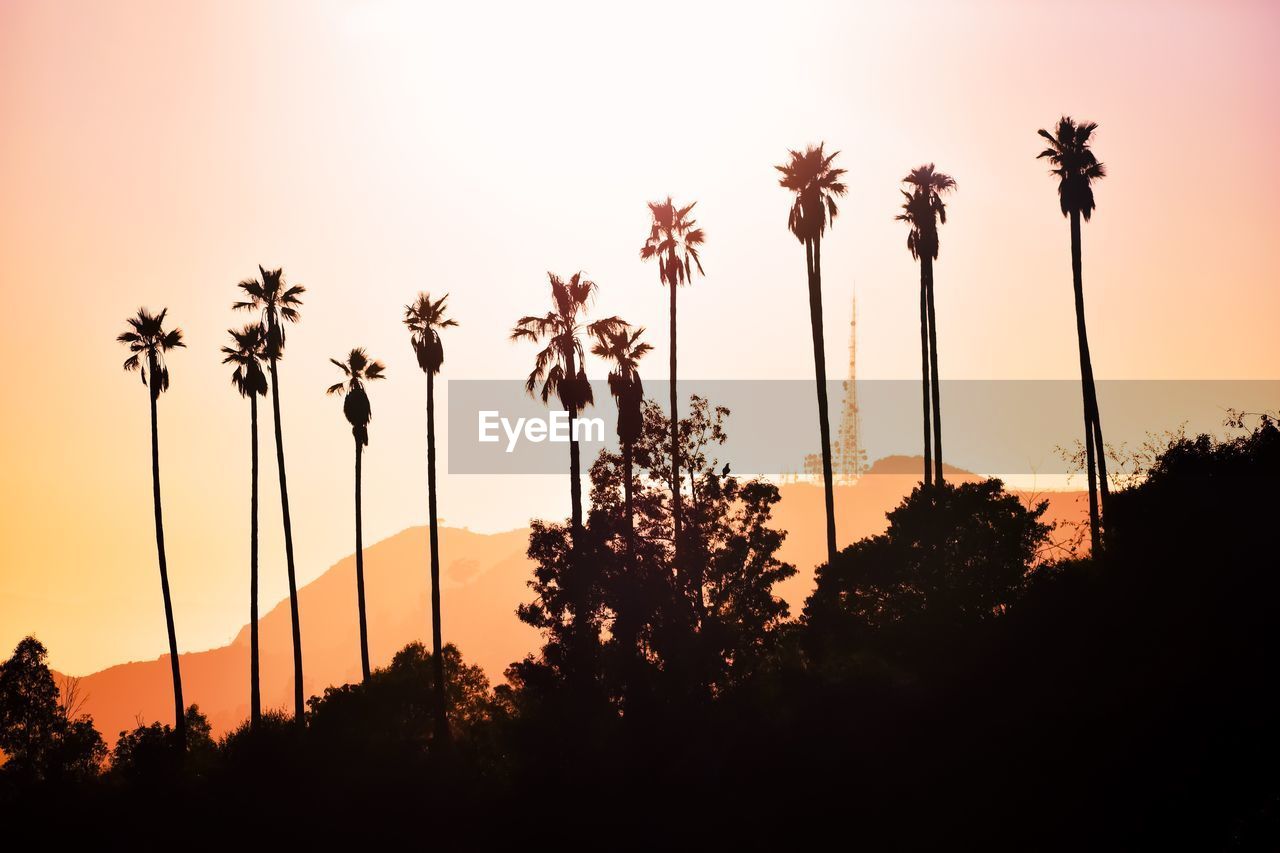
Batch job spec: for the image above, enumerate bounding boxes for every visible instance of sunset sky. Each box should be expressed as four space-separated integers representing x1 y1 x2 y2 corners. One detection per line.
2 0 1278 676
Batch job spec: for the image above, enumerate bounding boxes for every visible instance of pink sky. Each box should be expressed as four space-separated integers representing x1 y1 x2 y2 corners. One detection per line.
2 0 1278 675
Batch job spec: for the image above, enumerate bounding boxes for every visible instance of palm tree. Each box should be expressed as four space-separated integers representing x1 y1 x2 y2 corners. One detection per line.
403 292 457 743
511 273 625 633
897 164 957 487
777 144 847 567
234 266 307 719
220 323 269 728
117 308 187 747
591 325 653 554
1037 117 1110 553
639 198 705 575
327 348 386 684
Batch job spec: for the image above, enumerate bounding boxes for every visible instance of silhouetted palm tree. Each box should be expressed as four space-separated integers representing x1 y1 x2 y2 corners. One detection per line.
897 164 957 487
117 307 187 747
511 273 625 637
777 144 847 566
591 325 653 554
234 266 307 719
220 323 269 729
1038 117 1110 553
640 198 704 575
404 292 457 743
327 348 386 684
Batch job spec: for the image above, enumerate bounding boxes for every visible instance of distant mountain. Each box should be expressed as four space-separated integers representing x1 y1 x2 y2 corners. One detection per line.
64 459 1088 744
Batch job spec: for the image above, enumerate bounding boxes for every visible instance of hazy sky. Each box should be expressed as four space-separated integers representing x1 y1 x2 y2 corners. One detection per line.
2 0 1278 675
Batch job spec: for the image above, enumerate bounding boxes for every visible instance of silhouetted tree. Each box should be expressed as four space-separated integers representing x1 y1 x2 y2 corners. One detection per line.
590 325 653 562
221 323 269 728
327 348 387 683
515 397 795 713
117 307 187 746
640 198 705 584
805 479 1050 668
110 705 215 784
897 164 956 486
510 273 625 661
0 637 105 782
1038 117 1110 553
404 292 458 743
777 145 847 567
234 266 307 720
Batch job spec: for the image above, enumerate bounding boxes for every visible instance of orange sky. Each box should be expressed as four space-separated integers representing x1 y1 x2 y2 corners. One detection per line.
2 0 1278 676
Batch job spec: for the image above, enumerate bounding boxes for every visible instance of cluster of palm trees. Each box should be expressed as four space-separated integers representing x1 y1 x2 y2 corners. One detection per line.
117 116 1111 742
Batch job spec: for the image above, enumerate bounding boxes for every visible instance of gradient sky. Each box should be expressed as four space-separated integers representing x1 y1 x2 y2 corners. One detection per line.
2 0 1278 675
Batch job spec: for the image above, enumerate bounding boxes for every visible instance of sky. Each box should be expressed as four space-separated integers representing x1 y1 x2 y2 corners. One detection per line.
2 0 1278 676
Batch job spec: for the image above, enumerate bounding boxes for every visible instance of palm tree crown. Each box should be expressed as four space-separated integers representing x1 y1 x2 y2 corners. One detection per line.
327 348 387 447
896 164 957 261
1037 116 1106 220
510 272 625 408
221 323 269 399
776 143 848 242
592 326 652 444
404 292 458 376
233 266 306 357
639 198 706 287
117 307 185 397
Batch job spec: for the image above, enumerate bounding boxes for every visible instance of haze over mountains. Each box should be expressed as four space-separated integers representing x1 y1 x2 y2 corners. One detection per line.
61 459 1088 744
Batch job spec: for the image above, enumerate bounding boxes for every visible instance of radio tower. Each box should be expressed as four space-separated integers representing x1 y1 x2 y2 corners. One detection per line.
837 293 867 481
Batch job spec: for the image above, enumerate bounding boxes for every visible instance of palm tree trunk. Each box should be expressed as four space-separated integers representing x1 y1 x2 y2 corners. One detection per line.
925 255 944 486
918 265 933 488
268 353 305 721
668 266 681 574
249 393 261 728
426 369 448 742
623 438 634 557
1070 210 1102 554
354 438 370 682
808 237 839 566
148 361 185 747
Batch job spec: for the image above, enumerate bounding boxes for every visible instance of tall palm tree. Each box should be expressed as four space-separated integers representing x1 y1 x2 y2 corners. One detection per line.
591 325 653 554
639 198 704 575
777 144 847 567
327 348 386 684
220 323 269 728
511 273 625 634
897 164 957 487
234 265 307 719
404 292 457 743
1038 117 1110 553
117 307 187 747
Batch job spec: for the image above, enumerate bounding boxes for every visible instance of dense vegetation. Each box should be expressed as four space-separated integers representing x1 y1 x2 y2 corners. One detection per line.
2 414 1276 847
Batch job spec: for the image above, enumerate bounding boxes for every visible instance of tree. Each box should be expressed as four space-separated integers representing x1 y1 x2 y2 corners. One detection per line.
0 637 106 782
514 397 795 711
1037 117 1110 553
590 325 653 562
234 266 308 719
327 348 387 683
220 323 269 728
117 307 187 746
511 273 626 683
639 198 705 581
777 144 847 567
896 164 956 487
404 292 458 743
804 479 1050 667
